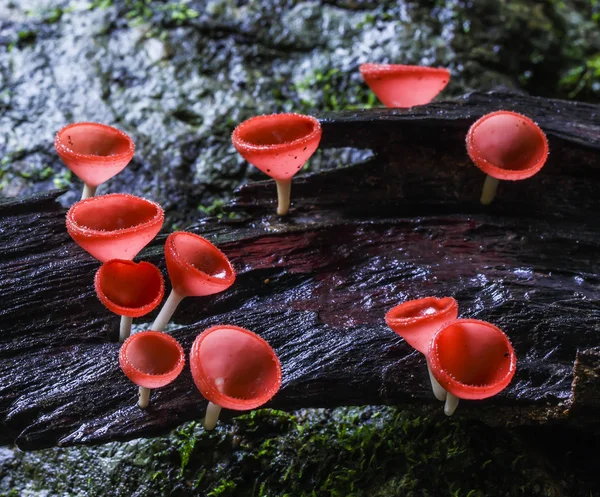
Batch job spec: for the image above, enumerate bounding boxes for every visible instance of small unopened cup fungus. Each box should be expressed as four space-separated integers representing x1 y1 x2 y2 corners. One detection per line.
232 113 322 216
385 297 458 401
66 193 164 262
150 232 236 332
466 110 549 204
190 325 282 430
95 260 165 342
55 122 135 199
119 331 185 408
427 319 517 416
359 63 450 108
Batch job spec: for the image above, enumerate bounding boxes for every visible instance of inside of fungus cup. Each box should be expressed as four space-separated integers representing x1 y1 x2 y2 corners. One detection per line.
435 321 512 386
173 234 232 279
388 297 452 321
238 116 316 147
471 114 546 171
199 328 279 400
99 261 162 308
73 196 158 232
126 334 181 375
57 124 131 157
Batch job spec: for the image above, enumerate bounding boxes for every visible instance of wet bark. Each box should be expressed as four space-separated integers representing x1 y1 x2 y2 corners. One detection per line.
1 92 599 450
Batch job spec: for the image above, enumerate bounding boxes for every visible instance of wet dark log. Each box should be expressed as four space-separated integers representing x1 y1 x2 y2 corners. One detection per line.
1 92 599 450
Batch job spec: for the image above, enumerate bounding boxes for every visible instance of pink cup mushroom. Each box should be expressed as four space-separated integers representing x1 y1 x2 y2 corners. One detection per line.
385 297 458 401
55 122 135 199
95 260 165 342
466 110 549 204
427 318 517 416
190 325 282 430
359 63 450 108
150 232 236 332
232 113 322 216
119 330 185 408
66 193 164 262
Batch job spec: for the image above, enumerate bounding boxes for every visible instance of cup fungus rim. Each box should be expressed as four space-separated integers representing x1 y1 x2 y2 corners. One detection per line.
119 330 185 386
232 113 322 155
385 296 458 330
94 260 165 318
427 318 517 400
55 122 135 165
466 110 549 181
165 231 236 288
359 63 451 79
190 324 282 410
66 193 164 239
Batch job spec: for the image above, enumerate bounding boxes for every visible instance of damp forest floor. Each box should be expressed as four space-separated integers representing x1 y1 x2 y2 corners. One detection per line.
1 407 600 497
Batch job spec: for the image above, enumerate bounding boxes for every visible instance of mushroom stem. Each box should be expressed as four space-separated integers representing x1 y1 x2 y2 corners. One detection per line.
444 392 460 416
275 179 292 216
480 175 499 205
81 184 97 200
119 315 133 342
151 289 184 332
426 359 447 401
138 386 151 409
203 401 222 430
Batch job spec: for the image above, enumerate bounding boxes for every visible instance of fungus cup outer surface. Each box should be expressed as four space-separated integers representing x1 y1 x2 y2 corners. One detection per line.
466 110 549 180
359 63 450 108
427 318 517 400
385 297 458 354
66 193 164 262
164 231 236 297
55 122 135 187
119 331 185 389
190 325 282 410
94 260 165 318
232 113 322 180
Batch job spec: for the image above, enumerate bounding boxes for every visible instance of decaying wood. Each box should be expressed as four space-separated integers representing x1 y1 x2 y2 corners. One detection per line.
1 92 599 450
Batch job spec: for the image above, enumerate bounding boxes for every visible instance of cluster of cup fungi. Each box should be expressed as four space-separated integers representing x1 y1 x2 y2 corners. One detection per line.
55 62 548 426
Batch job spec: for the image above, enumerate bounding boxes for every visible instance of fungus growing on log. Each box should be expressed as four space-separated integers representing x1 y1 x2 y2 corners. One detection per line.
119 331 185 409
66 193 164 262
428 319 517 416
232 113 322 216
466 110 549 204
94 260 165 342
385 297 458 400
55 122 135 199
359 63 450 108
151 232 235 332
190 325 282 430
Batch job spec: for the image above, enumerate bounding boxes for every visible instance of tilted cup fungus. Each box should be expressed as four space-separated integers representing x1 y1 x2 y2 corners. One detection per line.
150 232 236 332
95 260 165 342
359 63 450 108
66 193 164 262
466 110 549 205
55 122 135 199
232 113 322 216
190 325 282 430
119 330 185 408
385 297 459 401
427 319 517 416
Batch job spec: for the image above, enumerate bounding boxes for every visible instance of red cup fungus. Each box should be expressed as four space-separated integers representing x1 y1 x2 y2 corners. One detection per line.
66 193 164 262
95 259 165 342
466 110 549 204
359 63 450 108
232 113 322 216
151 232 236 332
55 122 135 199
119 330 185 408
385 297 458 401
428 318 517 416
190 325 282 430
